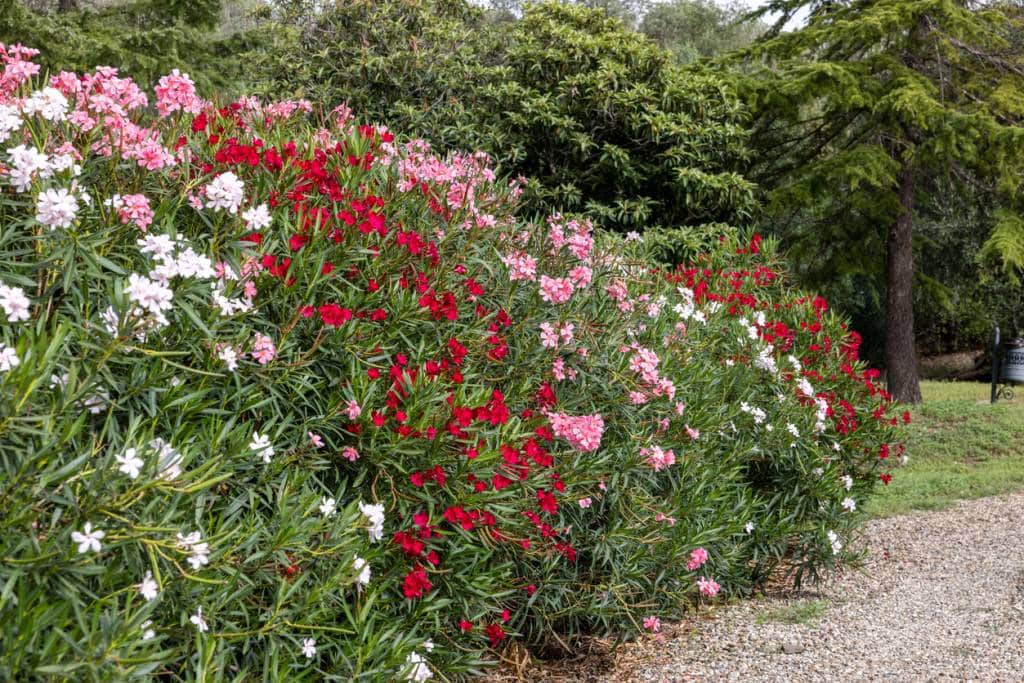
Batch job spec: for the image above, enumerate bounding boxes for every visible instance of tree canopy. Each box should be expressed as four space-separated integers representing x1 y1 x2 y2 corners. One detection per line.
734 0 1024 402
259 0 757 233
0 0 261 93
640 0 764 62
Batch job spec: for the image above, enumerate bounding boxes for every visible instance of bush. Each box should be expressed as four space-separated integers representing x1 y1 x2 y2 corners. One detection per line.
0 0 261 96
0 45 902 680
259 0 757 234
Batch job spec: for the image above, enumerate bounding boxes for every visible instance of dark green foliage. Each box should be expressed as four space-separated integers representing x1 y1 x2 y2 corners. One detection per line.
258 0 757 233
640 0 764 62
0 0 260 94
741 0 1024 277
914 178 1024 353
732 0 1024 398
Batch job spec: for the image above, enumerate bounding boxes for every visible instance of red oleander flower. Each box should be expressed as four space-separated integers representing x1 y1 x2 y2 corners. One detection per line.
402 566 432 600
318 303 352 327
485 623 505 647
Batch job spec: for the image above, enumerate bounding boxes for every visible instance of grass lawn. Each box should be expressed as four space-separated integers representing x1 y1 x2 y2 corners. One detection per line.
865 380 1024 518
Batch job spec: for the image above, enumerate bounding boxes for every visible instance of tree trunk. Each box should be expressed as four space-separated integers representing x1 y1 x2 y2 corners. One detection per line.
885 156 922 404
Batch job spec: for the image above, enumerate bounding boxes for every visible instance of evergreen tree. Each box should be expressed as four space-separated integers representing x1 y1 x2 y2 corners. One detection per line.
0 0 261 94
736 0 1024 403
260 0 757 233
640 0 764 63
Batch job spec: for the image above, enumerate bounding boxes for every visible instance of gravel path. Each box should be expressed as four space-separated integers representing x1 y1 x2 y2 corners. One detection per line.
604 493 1024 683
495 494 1024 682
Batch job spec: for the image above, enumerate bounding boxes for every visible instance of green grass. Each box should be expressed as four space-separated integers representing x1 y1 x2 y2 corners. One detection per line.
864 380 1024 518
754 599 827 625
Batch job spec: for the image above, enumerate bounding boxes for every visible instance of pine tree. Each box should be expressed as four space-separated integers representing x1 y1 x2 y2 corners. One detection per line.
736 0 1024 403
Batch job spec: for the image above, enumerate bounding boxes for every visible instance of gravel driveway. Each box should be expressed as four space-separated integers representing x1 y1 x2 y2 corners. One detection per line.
504 492 1024 682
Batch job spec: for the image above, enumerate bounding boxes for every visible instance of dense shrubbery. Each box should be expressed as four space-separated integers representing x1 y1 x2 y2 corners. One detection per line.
0 45 902 680
0 0 260 95
260 0 756 234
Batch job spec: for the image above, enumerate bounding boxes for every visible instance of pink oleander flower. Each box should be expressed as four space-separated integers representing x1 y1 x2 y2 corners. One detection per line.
559 323 574 344
655 377 677 400
577 497 592 509
250 333 276 365
630 391 648 405
539 322 559 349
675 402 686 415
642 445 675 472
154 69 205 117
568 265 592 289
567 225 594 261
502 250 537 282
629 346 662 386
552 358 567 381
1 44 42 102
655 512 676 525
117 193 153 231
345 400 362 420
548 411 604 452
546 214 567 250
130 138 176 171
686 425 700 440
643 616 661 632
342 446 359 462
687 547 708 571
539 275 574 305
308 432 324 448
697 577 720 597
605 279 628 301
263 99 313 122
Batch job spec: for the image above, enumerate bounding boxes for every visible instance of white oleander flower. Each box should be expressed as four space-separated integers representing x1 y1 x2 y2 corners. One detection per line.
0 284 30 322
125 273 173 317
358 501 385 542
190 607 208 633
0 344 19 372
242 203 272 230
71 522 105 554
218 346 238 371
0 103 21 143
205 172 244 214
249 431 274 463
353 556 371 586
137 571 159 601
35 187 79 229
140 619 155 640
404 651 433 681
319 497 337 518
116 447 144 479
23 87 69 122
137 233 178 261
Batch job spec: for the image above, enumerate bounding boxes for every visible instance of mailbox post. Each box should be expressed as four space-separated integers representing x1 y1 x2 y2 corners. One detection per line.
992 326 1000 404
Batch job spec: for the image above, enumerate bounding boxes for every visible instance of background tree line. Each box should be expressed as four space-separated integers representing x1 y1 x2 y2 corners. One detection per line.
4 0 1023 403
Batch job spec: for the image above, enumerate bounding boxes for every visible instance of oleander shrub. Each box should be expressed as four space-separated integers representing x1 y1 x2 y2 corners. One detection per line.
0 45 903 680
